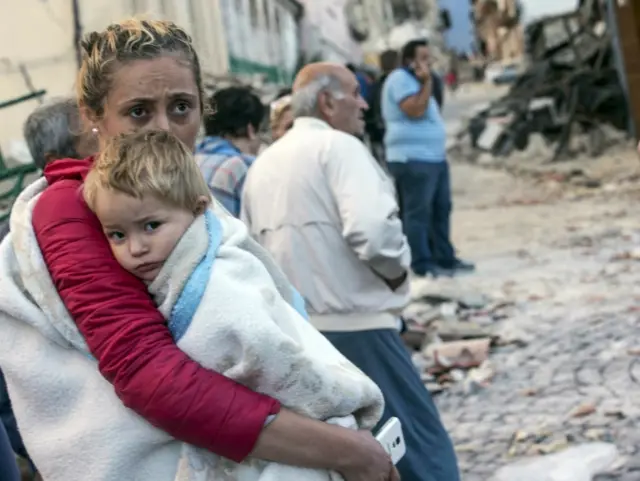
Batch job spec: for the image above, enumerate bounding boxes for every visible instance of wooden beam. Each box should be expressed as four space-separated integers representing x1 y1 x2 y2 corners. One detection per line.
614 0 640 139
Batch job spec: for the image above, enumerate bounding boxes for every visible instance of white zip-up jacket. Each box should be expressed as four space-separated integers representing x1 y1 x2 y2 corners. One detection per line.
241 118 411 332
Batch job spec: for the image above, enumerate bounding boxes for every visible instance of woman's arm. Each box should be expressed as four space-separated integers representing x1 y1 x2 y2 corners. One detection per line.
253 409 399 481
32 179 279 462
32 179 397 479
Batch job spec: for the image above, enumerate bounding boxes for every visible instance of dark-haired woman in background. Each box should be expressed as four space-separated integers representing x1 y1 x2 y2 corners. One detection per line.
196 86 265 218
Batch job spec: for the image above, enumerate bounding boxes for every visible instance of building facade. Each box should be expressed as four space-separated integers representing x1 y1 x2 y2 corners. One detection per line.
357 0 448 72
473 0 524 61
220 0 301 84
297 0 363 64
0 0 301 155
293 0 449 71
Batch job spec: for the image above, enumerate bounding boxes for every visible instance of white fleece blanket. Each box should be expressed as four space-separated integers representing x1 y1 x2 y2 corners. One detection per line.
159 208 384 481
0 178 384 481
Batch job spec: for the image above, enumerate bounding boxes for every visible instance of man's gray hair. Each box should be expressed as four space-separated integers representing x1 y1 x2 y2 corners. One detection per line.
23 97 82 170
291 74 346 118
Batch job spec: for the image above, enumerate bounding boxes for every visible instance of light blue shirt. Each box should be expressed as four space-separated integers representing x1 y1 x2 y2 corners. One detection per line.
382 68 447 163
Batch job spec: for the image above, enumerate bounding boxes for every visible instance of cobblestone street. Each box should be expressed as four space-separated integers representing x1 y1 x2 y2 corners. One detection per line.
433 160 640 480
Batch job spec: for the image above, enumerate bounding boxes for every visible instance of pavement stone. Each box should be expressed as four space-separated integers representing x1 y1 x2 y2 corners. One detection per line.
430 173 640 480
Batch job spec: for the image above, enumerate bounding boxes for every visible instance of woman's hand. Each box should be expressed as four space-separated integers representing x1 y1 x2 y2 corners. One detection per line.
252 409 399 479
338 430 400 481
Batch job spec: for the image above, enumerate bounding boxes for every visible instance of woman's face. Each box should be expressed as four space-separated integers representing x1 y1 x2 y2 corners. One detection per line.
272 108 294 142
95 55 201 150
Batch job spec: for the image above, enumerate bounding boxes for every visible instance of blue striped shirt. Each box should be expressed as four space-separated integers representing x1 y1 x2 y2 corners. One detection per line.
195 137 255 218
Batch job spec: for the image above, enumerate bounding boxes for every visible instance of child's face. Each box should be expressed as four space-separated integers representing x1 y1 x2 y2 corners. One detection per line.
93 190 196 281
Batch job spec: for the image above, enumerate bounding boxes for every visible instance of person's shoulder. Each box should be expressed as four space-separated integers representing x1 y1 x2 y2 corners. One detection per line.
383 69 417 98
38 177 83 206
386 68 411 84
326 128 362 146
33 178 89 228
325 131 371 164
196 150 229 171
263 129 326 157
219 153 253 171
208 154 251 192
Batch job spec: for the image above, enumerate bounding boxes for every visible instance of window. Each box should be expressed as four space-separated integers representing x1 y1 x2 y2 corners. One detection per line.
391 0 427 23
440 9 452 30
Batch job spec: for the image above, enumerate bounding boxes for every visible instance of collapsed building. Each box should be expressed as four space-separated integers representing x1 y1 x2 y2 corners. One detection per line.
458 0 629 163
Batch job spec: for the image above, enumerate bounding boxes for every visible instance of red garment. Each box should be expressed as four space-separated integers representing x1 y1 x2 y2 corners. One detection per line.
31 157 280 462
445 72 456 87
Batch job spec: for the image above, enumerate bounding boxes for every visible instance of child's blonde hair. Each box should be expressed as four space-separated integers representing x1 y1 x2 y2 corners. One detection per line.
84 130 211 212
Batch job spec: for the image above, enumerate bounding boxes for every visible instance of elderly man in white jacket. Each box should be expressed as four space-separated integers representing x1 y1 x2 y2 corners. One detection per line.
241 62 460 481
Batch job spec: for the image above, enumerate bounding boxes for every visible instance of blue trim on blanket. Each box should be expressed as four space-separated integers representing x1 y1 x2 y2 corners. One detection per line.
291 287 309 320
166 211 308 344
168 211 223 342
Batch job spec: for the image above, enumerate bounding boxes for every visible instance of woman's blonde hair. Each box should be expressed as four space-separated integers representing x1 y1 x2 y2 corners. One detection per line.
83 130 211 212
77 18 206 117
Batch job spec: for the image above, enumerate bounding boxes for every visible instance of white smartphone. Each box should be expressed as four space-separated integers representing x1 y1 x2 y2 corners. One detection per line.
375 417 406 465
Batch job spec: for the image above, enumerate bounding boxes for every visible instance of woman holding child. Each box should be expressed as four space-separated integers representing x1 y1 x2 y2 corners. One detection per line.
0 19 398 481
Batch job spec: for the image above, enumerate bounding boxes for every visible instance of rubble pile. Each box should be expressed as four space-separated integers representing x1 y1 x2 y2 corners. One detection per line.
451 1 629 165
403 278 518 395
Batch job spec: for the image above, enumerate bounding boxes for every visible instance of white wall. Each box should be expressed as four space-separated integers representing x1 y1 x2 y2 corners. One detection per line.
297 0 362 63
219 0 299 81
0 0 78 153
0 0 229 154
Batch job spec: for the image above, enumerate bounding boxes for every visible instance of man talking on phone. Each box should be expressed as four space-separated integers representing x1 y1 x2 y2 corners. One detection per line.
382 39 474 278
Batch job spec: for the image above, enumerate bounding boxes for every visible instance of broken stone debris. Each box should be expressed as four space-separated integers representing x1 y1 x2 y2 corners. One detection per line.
451 1 629 166
425 338 491 372
570 402 598 419
508 430 571 458
403 276 516 394
463 360 496 394
434 320 498 342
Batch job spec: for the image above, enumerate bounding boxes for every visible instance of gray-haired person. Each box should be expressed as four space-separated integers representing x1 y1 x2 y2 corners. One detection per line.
242 62 459 481
23 97 97 170
1 96 96 251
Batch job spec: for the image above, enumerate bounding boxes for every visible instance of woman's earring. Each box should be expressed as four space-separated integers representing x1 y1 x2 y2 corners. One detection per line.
92 127 98 134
